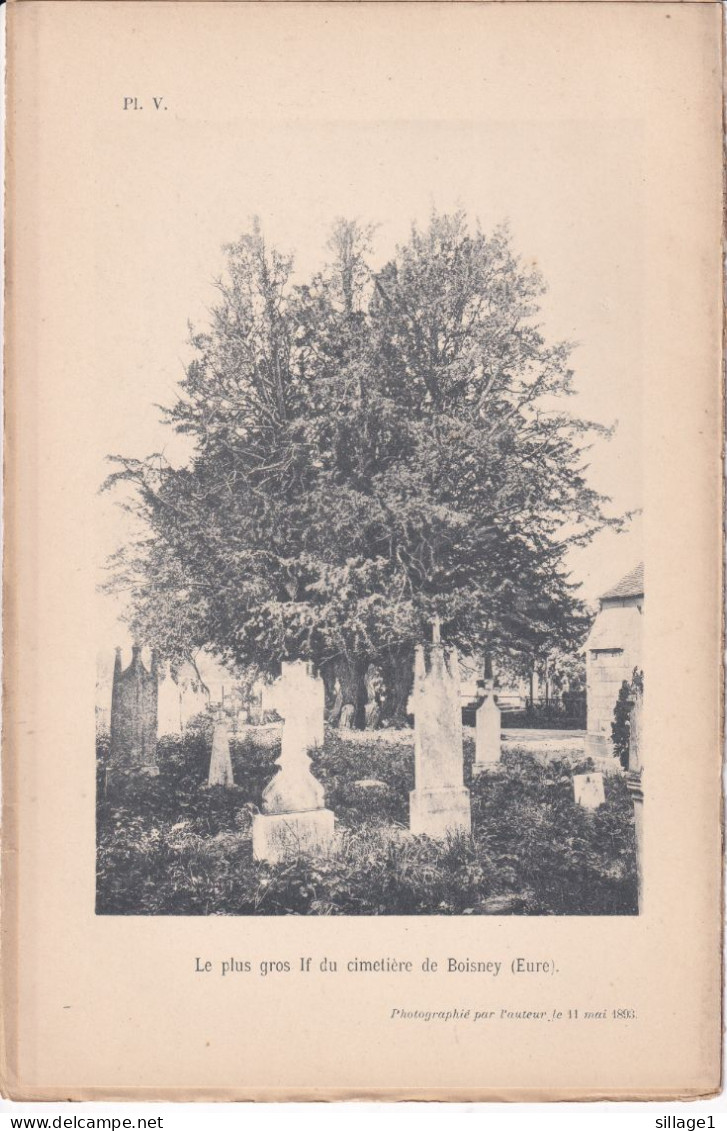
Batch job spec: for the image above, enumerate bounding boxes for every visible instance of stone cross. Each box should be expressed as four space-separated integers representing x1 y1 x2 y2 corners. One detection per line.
208 708 235 787
253 661 333 863
409 638 471 838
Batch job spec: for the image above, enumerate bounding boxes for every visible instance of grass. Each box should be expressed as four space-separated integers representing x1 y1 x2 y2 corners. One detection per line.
96 721 638 916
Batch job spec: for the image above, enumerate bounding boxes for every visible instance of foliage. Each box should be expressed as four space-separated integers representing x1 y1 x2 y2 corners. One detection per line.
97 728 637 916
103 211 622 718
612 667 644 770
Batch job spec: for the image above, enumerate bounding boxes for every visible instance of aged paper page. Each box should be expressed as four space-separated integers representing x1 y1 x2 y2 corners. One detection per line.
3 0 723 1100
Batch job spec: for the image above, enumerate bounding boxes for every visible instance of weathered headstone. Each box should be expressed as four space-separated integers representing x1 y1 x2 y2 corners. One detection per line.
626 684 644 911
409 624 471 838
208 709 235 787
157 664 183 737
473 683 502 774
252 661 334 863
573 772 606 809
109 644 159 775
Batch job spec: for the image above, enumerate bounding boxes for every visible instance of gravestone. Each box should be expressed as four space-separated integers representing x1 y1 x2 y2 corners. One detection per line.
409 623 471 838
180 677 208 730
626 684 644 911
208 709 235 787
109 644 159 775
573 772 606 809
252 661 334 864
327 684 343 726
473 684 502 774
157 664 182 737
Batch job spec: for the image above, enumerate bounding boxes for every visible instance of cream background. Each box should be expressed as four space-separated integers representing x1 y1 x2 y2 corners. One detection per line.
3 0 723 1099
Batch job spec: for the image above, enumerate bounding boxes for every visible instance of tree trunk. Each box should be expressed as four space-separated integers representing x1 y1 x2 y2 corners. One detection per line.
334 655 367 730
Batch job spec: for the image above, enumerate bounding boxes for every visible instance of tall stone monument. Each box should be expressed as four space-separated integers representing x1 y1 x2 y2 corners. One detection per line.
109 644 159 775
208 708 235 787
409 622 471 838
252 661 334 864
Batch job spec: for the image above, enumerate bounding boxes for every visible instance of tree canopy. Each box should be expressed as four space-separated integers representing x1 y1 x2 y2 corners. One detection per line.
103 210 619 722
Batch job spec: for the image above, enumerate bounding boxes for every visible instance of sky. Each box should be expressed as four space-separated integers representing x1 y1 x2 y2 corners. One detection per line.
94 117 644 653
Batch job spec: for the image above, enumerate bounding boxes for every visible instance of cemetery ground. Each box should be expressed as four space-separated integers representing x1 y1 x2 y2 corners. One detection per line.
96 721 638 917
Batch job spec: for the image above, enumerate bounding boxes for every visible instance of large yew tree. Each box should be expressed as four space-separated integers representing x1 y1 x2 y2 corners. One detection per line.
104 212 618 724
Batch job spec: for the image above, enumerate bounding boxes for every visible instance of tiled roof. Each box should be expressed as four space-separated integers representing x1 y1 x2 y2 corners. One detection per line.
600 562 644 601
